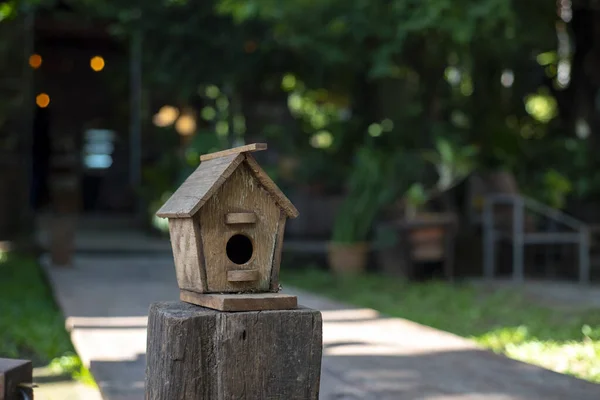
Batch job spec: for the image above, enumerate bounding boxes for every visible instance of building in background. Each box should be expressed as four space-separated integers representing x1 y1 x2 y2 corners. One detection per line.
0 0 143 241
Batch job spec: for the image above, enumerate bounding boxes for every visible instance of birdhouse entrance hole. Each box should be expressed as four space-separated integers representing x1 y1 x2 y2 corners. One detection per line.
226 234 253 265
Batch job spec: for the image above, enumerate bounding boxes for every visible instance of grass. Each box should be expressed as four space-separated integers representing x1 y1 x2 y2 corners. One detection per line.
283 267 600 383
0 251 94 384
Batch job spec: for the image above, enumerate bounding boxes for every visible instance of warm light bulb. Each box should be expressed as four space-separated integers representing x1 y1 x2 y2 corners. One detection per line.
175 114 197 136
36 93 50 108
153 106 179 127
90 56 105 72
29 54 42 69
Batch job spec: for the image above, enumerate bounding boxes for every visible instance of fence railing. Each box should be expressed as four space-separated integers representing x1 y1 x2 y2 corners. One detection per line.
483 194 590 284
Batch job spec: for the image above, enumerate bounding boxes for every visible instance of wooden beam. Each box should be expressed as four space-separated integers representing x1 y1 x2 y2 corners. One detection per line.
156 153 244 218
227 269 259 282
225 212 257 225
146 301 321 399
0 358 33 400
200 143 267 162
244 154 299 218
180 290 297 311
270 210 287 291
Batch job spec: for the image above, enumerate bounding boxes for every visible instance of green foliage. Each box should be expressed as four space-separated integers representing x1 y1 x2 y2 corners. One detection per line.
143 129 227 232
293 148 348 193
0 2 16 21
140 152 179 228
404 183 428 213
284 268 600 383
423 137 478 192
0 254 72 362
0 253 92 383
331 146 406 243
540 169 572 209
405 137 478 214
14 0 589 217
549 138 600 202
216 0 516 79
182 130 228 176
49 353 96 385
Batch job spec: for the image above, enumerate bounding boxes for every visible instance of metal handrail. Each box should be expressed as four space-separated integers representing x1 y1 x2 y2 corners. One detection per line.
488 193 587 231
483 194 590 284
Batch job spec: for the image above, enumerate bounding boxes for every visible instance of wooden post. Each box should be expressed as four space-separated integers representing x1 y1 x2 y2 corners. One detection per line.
49 173 79 267
149 144 320 397
145 301 322 400
0 358 33 400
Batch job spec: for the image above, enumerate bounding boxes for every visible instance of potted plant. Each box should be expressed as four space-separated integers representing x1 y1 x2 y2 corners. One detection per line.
328 146 399 274
375 138 477 277
407 138 477 258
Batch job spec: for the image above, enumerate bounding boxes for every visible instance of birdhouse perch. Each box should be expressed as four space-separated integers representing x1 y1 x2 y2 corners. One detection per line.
156 143 299 311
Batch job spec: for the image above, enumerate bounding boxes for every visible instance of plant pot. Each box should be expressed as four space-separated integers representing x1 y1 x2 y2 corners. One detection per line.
402 213 456 263
407 225 446 261
327 242 369 274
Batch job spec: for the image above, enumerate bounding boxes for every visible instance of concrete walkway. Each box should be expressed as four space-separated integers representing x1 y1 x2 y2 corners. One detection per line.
32 367 102 400
44 253 600 400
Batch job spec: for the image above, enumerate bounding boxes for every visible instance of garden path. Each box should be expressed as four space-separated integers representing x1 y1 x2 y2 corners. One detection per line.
42 246 600 400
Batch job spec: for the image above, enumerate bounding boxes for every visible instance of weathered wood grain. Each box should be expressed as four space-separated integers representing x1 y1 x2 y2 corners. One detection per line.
227 269 259 282
199 143 267 162
157 152 298 220
0 358 32 400
244 154 299 218
145 301 322 400
199 163 280 293
270 210 287 292
180 290 298 311
225 212 257 224
156 153 244 218
168 218 206 292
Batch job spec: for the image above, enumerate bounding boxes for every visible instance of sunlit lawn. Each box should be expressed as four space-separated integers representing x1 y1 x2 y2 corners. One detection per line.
0 252 94 384
284 267 600 383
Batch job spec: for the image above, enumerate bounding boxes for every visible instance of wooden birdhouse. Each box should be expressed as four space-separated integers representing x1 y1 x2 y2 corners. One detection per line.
156 143 299 311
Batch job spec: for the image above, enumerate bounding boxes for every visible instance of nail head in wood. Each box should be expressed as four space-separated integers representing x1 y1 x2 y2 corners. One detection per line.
200 143 267 162
225 212 257 225
227 269 259 282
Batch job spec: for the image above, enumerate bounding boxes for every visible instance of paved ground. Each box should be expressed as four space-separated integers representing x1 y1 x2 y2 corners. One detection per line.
32 367 102 400
43 251 600 400
471 279 600 310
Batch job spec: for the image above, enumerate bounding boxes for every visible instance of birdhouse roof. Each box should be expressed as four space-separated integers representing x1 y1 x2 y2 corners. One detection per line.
156 144 299 219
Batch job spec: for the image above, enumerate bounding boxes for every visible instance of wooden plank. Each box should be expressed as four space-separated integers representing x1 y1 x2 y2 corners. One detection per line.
227 269 259 282
156 153 244 218
244 154 300 218
270 210 287 292
0 358 32 400
168 218 206 293
225 212 257 225
146 301 321 399
180 290 298 311
199 163 280 293
199 143 267 162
